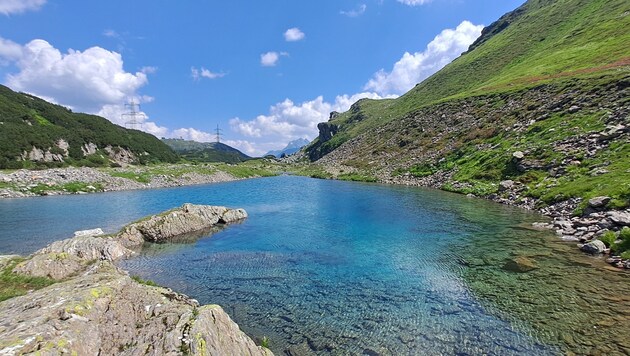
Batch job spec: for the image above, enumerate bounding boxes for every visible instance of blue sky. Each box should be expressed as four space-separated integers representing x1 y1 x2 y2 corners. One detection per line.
0 0 524 156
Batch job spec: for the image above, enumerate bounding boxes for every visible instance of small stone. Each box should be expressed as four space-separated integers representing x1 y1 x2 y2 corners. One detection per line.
512 151 524 160
588 196 611 208
499 180 514 191
568 105 580 113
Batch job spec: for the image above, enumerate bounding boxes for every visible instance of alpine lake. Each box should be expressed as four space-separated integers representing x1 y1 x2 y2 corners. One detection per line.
1 176 628 355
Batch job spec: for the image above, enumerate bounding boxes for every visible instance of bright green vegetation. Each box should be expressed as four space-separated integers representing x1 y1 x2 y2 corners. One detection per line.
286 164 333 180
29 182 104 195
611 227 630 255
131 275 160 287
260 336 270 349
162 139 251 163
212 159 279 178
599 231 617 248
337 173 377 183
0 258 55 302
0 85 178 169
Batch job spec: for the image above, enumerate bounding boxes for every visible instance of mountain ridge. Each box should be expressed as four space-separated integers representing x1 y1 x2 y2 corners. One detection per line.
162 138 251 163
0 85 178 168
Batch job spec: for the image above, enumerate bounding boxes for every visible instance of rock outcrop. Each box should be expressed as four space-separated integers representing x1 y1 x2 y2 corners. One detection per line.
0 204 270 355
117 203 248 245
0 262 271 356
15 204 247 280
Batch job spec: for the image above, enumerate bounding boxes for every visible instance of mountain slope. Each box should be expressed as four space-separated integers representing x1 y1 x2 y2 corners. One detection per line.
0 85 178 168
162 138 250 163
305 0 630 212
265 138 310 158
307 0 630 160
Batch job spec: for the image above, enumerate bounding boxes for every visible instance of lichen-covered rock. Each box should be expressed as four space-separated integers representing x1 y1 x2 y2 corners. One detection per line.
118 203 247 244
13 236 133 280
13 252 84 279
74 228 105 237
0 262 271 356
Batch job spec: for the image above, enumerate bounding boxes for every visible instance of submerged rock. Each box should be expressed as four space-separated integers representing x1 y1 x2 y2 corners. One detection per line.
503 256 538 273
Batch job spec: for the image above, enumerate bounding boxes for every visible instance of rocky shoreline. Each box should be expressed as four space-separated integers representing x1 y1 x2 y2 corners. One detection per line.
0 165 240 199
0 204 272 355
379 172 630 271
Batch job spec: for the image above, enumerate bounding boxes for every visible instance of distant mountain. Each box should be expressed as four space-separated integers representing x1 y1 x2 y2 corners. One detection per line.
162 138 250 163
0 85 178 169
265 138 310 158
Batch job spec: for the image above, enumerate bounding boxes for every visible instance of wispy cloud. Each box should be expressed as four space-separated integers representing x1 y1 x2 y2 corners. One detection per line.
0 0 46 15
191 66 227 80
340 4 367 17
397 0 432 5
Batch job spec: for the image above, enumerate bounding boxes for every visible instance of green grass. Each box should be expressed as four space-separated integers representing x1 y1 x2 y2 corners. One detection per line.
131 275 160 287
109 171 152 183
29 182 103 195
337 173 377 183
0 258 55 302
215 160 279 178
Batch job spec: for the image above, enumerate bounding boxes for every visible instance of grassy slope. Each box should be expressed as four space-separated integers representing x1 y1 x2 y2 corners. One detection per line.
309 0 630 157
0 85 179 168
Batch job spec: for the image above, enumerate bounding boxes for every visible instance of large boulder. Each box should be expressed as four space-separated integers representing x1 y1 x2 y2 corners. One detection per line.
118 203 248 244
0 262 271 356
608 211 630 226
580 240 607 254
13 236 133 280
588 196 610 209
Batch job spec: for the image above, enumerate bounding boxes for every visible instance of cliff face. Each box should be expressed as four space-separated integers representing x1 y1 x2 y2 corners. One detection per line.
0 204 270 356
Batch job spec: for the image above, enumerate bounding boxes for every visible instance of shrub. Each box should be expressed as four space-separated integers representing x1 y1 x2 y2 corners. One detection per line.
611 227 630 254
599 231 617 248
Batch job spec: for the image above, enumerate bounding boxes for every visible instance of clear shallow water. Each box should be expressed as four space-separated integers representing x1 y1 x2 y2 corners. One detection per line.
1 176 629 355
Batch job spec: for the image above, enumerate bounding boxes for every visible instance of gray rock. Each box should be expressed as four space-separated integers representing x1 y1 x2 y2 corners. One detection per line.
0 261 272 356
117 203 248 244
580 240 606 254
499 180 514 191
74 228 105 237
512 151 524 160
608 211 630 226
588 196 610 208
568 105 581 113
14 236 133 279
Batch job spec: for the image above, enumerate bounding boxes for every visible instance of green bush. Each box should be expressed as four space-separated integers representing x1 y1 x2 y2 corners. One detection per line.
611 227 630 254
599 231 617 248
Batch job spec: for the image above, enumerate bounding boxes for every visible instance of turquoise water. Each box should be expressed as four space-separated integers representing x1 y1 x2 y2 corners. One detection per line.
1 176 629 354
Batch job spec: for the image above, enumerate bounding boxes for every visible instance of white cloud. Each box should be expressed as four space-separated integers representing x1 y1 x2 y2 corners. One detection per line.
171 127 215 142
284 28 305 42
364 20 483 95
3 38 149 113
0 0 46 15
397 0 432 5
228 92 396 155
260 51 288 67
0 36 22 64
340 4 367 17
191 66 226 80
